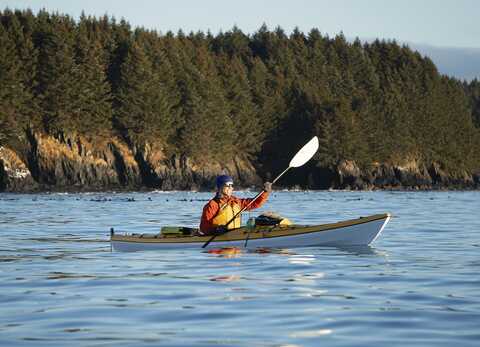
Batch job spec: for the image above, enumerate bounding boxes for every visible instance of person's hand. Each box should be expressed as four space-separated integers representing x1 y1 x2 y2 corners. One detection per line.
263 181 272 193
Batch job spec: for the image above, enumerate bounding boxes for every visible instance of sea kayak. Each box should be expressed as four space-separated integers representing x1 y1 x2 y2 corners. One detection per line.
110 213 391 252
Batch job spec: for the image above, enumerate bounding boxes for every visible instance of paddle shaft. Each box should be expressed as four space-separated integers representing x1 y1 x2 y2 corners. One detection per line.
225 165 291 225
201 166 292 248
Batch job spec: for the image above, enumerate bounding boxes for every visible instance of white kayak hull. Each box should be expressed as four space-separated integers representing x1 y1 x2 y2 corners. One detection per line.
110 213 391 252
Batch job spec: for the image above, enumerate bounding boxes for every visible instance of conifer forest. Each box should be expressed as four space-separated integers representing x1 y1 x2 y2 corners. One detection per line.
1 9 479 191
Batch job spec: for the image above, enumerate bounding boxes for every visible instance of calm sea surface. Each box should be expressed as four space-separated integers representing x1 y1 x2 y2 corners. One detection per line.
0 190 479 346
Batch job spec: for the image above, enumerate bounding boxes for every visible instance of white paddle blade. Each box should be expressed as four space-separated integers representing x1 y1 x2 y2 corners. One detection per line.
289 136 319 168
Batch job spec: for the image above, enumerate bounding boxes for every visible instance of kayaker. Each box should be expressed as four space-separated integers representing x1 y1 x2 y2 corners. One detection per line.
199 175 272 235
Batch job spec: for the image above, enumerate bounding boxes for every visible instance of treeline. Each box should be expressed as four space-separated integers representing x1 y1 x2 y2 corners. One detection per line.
1 8 479 175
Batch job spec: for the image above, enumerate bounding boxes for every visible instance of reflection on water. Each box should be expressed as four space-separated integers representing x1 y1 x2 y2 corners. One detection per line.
205 247 243 258
287 254 316 265
333 245 387 256
1 191 480 347
210 274 242 282
46 272 98 280
289 329 333 338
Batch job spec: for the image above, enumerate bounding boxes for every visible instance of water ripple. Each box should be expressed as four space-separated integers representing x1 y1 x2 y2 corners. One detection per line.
1 191 480 346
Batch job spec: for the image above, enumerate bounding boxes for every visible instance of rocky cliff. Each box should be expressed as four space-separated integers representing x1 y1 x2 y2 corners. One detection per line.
315 159 480 190
0 132 261 192
0 133 479 192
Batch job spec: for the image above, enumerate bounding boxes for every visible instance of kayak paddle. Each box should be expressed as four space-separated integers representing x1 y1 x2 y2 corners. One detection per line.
201 136 319 248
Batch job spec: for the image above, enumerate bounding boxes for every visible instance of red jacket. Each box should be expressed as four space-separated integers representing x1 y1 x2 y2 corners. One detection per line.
200 191 269 234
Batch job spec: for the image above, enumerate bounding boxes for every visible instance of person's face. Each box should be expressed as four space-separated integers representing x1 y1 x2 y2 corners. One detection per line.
220 183 234 197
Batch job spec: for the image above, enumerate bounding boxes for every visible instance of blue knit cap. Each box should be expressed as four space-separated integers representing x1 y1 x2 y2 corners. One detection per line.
216 175 234 188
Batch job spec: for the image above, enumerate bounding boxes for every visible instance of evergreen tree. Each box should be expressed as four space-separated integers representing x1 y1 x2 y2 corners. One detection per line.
106 18 131 96
0 15 38 146
3 10 40 131
465 78 480 128
73 19 113 137
248 57 288 142
218 54 260 155
34 12 81 135
114 39 176 145
211 26 251 60
176 62 235 161
184 45 235 160
0 23 22 145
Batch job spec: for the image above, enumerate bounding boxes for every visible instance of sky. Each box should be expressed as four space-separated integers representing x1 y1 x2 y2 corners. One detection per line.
2 0 480 79
2 0 479 48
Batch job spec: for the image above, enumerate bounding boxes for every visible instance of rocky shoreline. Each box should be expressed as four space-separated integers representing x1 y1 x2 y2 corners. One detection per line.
1 133 479 193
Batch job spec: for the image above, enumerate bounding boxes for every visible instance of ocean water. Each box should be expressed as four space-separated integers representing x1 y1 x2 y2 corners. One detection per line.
0 190 479 347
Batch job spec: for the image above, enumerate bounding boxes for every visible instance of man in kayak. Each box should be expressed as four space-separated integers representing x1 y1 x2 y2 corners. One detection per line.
199 175 272 235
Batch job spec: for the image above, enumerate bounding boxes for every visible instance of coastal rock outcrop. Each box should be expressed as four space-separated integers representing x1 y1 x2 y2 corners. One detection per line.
0 132 262 192
0 146 38 192
0 132 478 192
323 159 478 190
